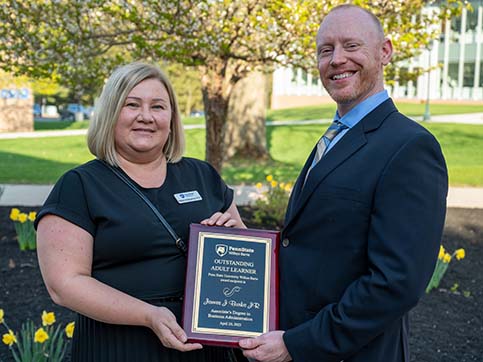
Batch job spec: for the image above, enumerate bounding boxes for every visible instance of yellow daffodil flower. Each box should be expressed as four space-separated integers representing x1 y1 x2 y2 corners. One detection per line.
42 311 56 326
455 248 465 260
2 330 17 346
443 253 452 263
270 180 278 188
9 208 20 221
256 182 263 189
65 321 75 338
438 245 445 259
0 309 4 324
266 175 273 182
18 213 28 223
34 327 49 343
28 211 37 222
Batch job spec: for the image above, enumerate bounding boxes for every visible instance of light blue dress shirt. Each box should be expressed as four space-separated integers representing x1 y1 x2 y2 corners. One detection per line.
323 90 389 155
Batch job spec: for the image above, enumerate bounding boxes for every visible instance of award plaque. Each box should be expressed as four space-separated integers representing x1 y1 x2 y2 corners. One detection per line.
183 224 280 347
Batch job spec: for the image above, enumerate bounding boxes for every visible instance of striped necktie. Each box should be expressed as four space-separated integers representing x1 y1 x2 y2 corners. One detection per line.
303 120 348 186
313 120 348 164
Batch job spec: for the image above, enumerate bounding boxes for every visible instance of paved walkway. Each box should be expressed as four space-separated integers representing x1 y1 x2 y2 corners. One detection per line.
1 183 482 208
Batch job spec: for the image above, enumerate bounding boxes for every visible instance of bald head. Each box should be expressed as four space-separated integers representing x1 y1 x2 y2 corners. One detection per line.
322 5 385 42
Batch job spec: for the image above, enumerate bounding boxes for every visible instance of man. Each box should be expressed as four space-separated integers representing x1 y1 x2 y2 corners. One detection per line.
239 4 448 362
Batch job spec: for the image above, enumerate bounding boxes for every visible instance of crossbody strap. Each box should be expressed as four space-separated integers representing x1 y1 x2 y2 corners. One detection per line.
102 161 187 254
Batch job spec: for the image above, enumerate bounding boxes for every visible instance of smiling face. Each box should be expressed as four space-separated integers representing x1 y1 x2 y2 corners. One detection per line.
114 78 172 163
316 6 393 116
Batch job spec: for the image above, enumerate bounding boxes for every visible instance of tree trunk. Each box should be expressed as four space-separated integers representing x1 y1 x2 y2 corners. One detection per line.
200 63 231 173
225 71 269 160
201 64 270 173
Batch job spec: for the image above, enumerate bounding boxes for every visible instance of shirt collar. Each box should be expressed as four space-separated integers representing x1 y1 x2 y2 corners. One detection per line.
334 90 389 128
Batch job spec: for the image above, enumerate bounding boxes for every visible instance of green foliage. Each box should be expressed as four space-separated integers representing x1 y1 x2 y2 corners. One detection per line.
0 70 29 88
426 245 465 293
252 176 292 229
368 0 469 84
0 0 133 99
34 121 90 131
163 62 204 117
0 0 466 92
9 208 36 251
1 310 74 362
29 77 68 99
450 283 459 293
0 0 466 170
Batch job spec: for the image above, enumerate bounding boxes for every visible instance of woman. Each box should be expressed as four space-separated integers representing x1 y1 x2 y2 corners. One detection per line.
35 62 245 361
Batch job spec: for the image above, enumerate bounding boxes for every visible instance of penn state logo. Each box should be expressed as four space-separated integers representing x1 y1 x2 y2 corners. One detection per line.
215 244 228 257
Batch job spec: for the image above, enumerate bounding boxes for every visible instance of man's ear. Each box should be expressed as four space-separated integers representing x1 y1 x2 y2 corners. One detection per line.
381 38 393 66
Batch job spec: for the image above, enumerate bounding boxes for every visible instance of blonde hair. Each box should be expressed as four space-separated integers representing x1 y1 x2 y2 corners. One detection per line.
87 62 185 165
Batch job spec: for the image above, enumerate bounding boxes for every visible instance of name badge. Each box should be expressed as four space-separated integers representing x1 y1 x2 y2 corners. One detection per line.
174 190 203 204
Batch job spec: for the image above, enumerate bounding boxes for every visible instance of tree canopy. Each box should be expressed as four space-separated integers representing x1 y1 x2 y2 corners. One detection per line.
0 0 465 171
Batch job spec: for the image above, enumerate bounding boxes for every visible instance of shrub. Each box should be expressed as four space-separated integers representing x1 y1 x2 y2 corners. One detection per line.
252 175 292 229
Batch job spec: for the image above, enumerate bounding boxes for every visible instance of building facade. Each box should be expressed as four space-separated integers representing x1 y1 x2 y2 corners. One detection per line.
271 1 483 109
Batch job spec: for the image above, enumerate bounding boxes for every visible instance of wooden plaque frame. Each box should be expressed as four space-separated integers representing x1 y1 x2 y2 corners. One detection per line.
182 224 279 347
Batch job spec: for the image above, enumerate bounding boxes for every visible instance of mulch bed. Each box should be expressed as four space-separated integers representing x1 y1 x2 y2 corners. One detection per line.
1 206 482 361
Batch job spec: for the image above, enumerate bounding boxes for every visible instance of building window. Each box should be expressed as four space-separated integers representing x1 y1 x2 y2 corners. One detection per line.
448 63 459 87
466 7 479 32
301 70 308 84
464 63 475 87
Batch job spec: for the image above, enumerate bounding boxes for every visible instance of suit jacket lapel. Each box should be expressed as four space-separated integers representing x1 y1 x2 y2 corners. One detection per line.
292 127 366 219
285 146 316 224
284 99 398 231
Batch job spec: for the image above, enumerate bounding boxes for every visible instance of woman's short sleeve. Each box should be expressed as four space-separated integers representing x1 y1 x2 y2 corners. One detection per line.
34 170 96 236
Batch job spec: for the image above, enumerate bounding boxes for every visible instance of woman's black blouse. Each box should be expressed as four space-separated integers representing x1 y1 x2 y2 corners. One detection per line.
36 157 234 303
36 158 236 361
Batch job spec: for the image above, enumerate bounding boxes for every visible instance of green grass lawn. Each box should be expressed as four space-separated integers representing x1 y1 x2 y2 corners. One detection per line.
424 123 483 186
1 122 482 186
222 122 483 187
33 102 483 131
266 101 483 122
34 120 91 131
34 115 204 131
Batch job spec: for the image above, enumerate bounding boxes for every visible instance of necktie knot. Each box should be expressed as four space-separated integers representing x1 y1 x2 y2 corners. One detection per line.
303 120 348 188
313 120 348 164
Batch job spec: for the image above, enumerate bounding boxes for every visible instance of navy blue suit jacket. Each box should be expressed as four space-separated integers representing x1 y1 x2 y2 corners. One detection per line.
280 99 448 362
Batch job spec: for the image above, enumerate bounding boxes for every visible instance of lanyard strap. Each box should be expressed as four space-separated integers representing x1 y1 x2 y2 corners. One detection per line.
102 161 187 254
